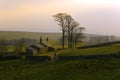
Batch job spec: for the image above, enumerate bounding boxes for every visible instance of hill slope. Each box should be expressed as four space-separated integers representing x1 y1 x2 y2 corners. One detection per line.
0 31 61 41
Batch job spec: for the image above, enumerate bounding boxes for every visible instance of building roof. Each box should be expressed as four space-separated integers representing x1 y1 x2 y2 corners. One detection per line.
27 47 36 51
30 44 41 50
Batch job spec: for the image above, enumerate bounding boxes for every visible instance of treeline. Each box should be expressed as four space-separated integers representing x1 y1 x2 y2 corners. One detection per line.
0 38 37 56
85 35 118 45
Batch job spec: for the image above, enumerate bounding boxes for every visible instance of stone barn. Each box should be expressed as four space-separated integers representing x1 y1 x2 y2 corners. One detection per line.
26 44 41 55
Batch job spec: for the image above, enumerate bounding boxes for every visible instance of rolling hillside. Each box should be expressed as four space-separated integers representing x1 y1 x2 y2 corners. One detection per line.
0 31 62 41
0 31 119 44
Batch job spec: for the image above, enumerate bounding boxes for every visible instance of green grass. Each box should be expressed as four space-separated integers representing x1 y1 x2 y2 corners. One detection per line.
1 59 120 80
1 43 120 80
1 31 120 80
58 44 120 56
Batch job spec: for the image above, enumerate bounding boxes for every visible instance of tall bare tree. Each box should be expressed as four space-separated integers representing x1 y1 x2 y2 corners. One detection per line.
53 13 68 49
53 13 85 48
65 17 85 48
65 15 74 48
73 27 85 48
69 21 80 48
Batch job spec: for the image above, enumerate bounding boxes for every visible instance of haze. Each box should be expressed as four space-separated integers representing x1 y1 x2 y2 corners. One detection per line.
0 0 120 36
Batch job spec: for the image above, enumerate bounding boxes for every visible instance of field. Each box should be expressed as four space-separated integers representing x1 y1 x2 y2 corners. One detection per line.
58 44 120 56
1 58 120 80
1 31 120 80
1 44 120 80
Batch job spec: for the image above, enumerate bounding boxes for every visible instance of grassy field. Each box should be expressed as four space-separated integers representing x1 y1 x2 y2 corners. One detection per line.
1 31 120 80
1 45 120 80
58 44 120 56
1 58 120 80
1 44 120 80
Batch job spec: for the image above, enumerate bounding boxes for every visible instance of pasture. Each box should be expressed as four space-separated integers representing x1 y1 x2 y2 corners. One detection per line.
1 58 120 80
1 44 120 80
58 44 120 56
1 31 120 80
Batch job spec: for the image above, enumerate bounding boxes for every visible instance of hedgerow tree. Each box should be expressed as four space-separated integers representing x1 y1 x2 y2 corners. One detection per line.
72 27 85 48
65 15 85 48
69 21 80 48
53 13 68 49
53 13 85 48
65 15 74 48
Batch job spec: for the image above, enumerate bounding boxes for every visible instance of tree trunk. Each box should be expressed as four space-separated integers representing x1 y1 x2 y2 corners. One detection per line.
70 32 73 48
62 31 65 49
68 30 70 48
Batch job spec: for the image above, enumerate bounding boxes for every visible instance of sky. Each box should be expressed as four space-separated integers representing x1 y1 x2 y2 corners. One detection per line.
0 0 120 36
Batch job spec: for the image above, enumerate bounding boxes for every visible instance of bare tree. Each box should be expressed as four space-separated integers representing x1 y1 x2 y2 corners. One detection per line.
65 15 74 48
73 27 85 48
69 21 80 48
53 13 85 48
53 13 68 49
64 15 85 48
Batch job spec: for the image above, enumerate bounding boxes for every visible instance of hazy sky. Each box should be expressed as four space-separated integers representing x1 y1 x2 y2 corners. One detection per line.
0 0 120 36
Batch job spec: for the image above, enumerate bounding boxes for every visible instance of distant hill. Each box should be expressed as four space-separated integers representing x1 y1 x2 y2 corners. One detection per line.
0 31 119 43
0 31 62 41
